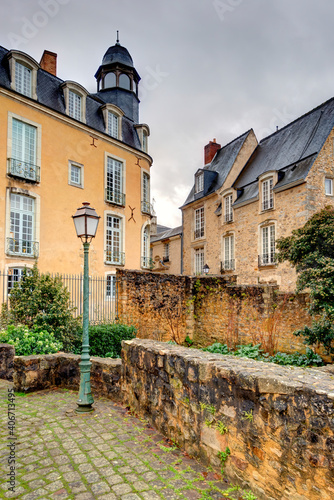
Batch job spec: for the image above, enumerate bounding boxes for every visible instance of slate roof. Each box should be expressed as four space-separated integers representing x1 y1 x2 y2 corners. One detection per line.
181 130 252 208
102 44 133 68
0 45 144 152
233 98 334 206
151 226 183 243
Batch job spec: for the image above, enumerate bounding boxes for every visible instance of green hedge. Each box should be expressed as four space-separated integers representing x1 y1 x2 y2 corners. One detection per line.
87 323 136 358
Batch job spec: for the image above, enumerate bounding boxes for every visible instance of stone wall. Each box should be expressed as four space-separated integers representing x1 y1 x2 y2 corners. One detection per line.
0 343 14 380
122 339 334 500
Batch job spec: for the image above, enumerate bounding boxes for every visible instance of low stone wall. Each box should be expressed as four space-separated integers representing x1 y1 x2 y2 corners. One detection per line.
121 339 334 500
0 343 14 380
13 352 122 400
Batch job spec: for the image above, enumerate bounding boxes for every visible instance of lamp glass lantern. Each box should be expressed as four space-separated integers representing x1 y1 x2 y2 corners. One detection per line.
72 202 100 242
203 264 210 275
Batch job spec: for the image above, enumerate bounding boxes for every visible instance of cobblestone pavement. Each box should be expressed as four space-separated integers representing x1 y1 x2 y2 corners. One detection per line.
0 380 244 500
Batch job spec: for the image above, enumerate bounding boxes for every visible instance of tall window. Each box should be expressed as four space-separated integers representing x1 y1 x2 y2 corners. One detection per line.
262 178 273 211
224 194 233 222
261 225 275 265
223 235 235 270
11 119 38 181
106 275 116 299
9 194 36 256
142 226 151 268
195 172 204 193
194 207 204 239
142 130 148 152
106 158 124 205
325 177 333 196
7 268 25 294
163 243 170 262
105 215 124 265
119 73 131 90
15 62 32 97
108 111 119 138
194 248 204 275
68 90 82 121
142 172 151 214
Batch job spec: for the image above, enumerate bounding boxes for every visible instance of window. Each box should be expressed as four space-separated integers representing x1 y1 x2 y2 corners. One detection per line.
69 162 83 188
224 194 233 222
104 72 116 89
142 130 148 153
135 124 150 152
9 118 39 182
260 225 275 266
105 215 124 265
15 62 32 97
141 172 151 214
68 90 82 121
163 243 170 262
195 172 204 193
223 235 235 270
106 274 116 299
262 178 274 211
142 225 151 268
194 207 204 239
108 111 119 138
106 157 124 205
119 73 131 90
325 177 333 196
8 193 38 257
194 248 204 275
7 267 25 295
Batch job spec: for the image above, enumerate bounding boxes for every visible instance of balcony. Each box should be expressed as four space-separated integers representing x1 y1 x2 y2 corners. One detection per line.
8 158 40 182
224 212 233 223
194 228 205 240
141 256 154 269
258 253 276 266
141 201 153 215
7 238 39 257
105 247 125 265
221 259 235 272
261 198 274 211
105 189 125 206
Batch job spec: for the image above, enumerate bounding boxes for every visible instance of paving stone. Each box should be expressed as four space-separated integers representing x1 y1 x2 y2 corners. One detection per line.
91 481 110 495
132 480 150 491
111 482 133 495
141 492 162 500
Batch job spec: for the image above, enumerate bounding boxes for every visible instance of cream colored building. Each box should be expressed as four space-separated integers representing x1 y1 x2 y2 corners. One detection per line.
150 225 182 274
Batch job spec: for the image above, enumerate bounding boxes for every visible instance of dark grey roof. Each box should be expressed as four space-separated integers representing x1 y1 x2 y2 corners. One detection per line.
151 226 183 243
102 44 133 68
233 98 334 205
0 46 145 152
156 224 171 233
182 130 252 208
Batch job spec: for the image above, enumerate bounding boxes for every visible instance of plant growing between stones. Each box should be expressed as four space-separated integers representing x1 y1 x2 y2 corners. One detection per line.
216 421 229 435
242 410 253 422
242 492 257 500
218 447 231 473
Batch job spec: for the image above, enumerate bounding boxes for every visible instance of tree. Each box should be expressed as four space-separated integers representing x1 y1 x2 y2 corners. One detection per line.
9 264 81 352
276 206 334 355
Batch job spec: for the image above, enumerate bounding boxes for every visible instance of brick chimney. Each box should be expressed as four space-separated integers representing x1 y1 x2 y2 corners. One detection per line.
204 138 221 165
39 50 57 76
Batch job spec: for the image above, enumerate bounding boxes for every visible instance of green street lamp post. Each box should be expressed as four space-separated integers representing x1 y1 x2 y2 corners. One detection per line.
72 202 100 413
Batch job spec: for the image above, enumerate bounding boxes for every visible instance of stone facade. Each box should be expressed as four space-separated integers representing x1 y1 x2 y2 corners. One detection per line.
0 343 14 380
122 339 334 500
150 227 182 274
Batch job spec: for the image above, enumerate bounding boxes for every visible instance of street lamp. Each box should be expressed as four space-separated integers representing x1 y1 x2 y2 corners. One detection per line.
72 202 100 413
203 264 210 275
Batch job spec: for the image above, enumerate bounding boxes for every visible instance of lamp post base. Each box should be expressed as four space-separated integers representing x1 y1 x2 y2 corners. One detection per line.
75 404 94 413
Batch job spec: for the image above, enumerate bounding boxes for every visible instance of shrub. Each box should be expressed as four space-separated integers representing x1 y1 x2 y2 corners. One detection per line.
270 348 323 367
0 324 63 356
234 343 264 360
88 323 136 358
202 342 230 355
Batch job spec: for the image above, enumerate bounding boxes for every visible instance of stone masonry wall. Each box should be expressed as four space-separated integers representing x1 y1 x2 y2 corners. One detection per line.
122 339 334 500
0 343 14 380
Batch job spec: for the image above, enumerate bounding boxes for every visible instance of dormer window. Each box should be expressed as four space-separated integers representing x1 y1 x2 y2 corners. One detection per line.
135 124 150 152
224 194 233 222
61 81 88 123
195 172 204 193
101 104 124 140
261 177 274 211
7 50 39 100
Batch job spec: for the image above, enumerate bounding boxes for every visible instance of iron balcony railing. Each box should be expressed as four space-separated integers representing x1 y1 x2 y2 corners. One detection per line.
162 256 170 263
105 247 125 265
194 228 205 239
221 259 235 271
8 158 40 182
6 238 39 257
258 253 276 266
141 201 153 215
141 256 154 269
224 213 233 223
105 189 126 206
262 198 274 211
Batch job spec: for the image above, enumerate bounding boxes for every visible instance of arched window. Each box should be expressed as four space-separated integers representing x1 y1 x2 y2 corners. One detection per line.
104 72 116 89
119 73 131 90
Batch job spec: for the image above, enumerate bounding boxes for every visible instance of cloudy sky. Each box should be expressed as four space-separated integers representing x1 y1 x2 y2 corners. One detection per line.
2 0 334 226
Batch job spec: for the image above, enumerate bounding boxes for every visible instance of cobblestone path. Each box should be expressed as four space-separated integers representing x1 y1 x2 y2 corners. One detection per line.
0 380 246 500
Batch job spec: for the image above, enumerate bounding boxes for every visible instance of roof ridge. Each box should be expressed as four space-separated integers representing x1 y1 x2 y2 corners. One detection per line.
217 128 253 153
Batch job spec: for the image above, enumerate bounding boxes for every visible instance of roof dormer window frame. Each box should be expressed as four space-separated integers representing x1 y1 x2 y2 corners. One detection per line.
101 103 124 141
259 171 277 213
195 170 204 194
61 81 88 123
7 50 39 100
135 124 150 153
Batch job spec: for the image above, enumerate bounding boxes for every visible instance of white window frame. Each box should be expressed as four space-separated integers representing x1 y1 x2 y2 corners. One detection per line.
141 170 151 214
262 177 274 211
195 172 204 194
194 247 205 275
135 124 150 152
325 177 333 196
61 81 88 123
7 51 39 99
223 234 235 271
101 104 124 141
141 223 151 269
104 153 125 206
104 212 125 266
68 161 84 188
163 242 170 262
224 194 233 223
106 273 117 299
260 224 276 266
194 207 205 239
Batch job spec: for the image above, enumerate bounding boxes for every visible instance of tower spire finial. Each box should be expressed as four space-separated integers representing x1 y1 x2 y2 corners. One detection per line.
116 30 120 45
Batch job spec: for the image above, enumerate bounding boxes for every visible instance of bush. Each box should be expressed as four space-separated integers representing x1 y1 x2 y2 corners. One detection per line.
88 323 136 358
233 343 264 360
202 342 230 355
0 325 63 356
270 348 323 367
9 264 81 352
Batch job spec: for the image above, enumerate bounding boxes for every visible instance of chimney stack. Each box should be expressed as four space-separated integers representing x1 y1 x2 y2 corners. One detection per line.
204 138 221 165
39 50 57 76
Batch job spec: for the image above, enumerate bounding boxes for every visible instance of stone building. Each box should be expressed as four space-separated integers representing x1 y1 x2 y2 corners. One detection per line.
0 40 153 297
150 224 182 274
181 98 334 290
